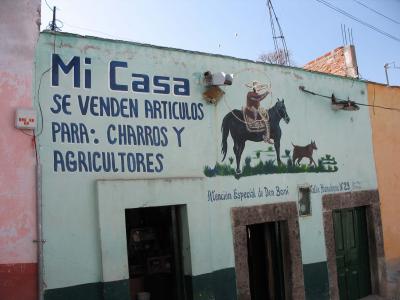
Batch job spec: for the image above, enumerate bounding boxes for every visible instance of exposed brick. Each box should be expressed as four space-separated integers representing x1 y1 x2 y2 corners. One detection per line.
304 46 358 78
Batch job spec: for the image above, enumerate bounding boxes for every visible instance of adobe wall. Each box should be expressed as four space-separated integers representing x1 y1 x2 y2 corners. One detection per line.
0 0 41 299
368 83 400 297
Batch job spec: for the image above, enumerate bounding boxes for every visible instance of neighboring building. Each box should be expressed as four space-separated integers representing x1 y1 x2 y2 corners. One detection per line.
367 83 400 298
33 31 385 300
0 1 40 300
304 45 359 79
305 46 400 299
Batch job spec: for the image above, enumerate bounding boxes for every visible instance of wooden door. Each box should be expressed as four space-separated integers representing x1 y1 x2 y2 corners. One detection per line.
333 206 371 300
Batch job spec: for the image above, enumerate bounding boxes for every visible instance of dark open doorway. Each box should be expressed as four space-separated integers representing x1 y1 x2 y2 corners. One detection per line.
125 206 185 300
231 202 305 300
247 221 289 300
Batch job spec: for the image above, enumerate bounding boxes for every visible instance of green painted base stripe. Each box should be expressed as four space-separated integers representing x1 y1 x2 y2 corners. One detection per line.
44 263 328 300
104 279 130 300
44 282 103 300
303 261 330 300
44 280 130 300
187 268 237 300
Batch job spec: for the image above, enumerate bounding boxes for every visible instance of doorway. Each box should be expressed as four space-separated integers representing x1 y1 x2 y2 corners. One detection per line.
322 190 386 299
125 206 185 300
333 206 371 300
231 202 305 300
247 221 288 300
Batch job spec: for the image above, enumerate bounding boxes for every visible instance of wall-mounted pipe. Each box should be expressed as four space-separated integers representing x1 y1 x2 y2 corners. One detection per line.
35 163 44 300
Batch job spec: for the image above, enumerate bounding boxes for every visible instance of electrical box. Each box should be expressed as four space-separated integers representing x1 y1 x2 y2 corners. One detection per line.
204 71 233 86
298 185 311 217
15 108 36 130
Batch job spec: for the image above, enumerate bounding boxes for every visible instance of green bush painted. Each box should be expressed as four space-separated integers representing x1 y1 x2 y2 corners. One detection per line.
204 153 338 178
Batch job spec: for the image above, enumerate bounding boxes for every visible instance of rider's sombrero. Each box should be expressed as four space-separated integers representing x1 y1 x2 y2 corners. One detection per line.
245 81 270 92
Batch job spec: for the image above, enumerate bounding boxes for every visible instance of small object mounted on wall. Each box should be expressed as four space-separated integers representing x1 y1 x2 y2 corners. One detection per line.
15 108 36 130
299 86 360 112
204 71 233 86
203 86 225 104
331 94 359 111
298 185 311 217
202 71 234 104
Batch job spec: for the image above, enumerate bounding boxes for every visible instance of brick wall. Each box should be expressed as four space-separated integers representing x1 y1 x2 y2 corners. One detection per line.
304 46 358 78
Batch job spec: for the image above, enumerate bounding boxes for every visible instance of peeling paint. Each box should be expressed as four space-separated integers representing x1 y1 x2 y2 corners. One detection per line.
80 44 101 54
293 73 303 80
59 41 73 48
0 0 38 265
115 49 136 59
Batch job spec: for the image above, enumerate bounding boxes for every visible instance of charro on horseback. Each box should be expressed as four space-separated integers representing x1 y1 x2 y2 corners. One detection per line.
243 81 274 144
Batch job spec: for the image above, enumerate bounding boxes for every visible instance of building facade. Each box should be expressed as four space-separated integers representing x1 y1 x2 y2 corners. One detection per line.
368 83 400 298
32 31 386 300
0 1 40 300
305 45 400 299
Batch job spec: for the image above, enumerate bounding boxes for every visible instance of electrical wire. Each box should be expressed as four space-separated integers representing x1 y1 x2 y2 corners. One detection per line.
18 130 38 164
386 62 400 70
34 34 57 138
43 2 130 41
44 0 53 12
20 130 35 137
299 86 400 112
62 21 131 41
314 0 400 43
35 67 51 137
55 19 64 29
352 0 400 26
46 20 63 32
44 1 63 32
18 32 56 164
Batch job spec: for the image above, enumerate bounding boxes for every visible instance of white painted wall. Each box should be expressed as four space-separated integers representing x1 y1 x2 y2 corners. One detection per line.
35 32 377 289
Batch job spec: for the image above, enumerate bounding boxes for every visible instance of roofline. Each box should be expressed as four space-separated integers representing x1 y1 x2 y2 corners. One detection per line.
363 80 400 88
40 30 398 88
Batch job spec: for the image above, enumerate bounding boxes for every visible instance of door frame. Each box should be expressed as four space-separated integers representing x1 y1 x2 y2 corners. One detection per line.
97 178 198 300
231 202 305 300
322 190 387 299
125 205 186 300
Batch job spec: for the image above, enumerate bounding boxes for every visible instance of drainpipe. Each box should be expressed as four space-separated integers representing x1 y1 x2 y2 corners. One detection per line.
36 163 45 300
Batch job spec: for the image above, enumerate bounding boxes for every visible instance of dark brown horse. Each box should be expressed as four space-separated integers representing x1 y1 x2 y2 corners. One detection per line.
221 99 290 174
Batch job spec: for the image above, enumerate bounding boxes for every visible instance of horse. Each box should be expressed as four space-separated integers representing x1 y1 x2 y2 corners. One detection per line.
221 99 290 174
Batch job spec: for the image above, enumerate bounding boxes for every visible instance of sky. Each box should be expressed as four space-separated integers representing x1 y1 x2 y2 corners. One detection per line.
41 0 400 86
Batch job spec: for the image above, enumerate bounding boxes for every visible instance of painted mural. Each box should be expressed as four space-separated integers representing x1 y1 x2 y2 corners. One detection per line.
34 32 379 300
204 80 338 178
